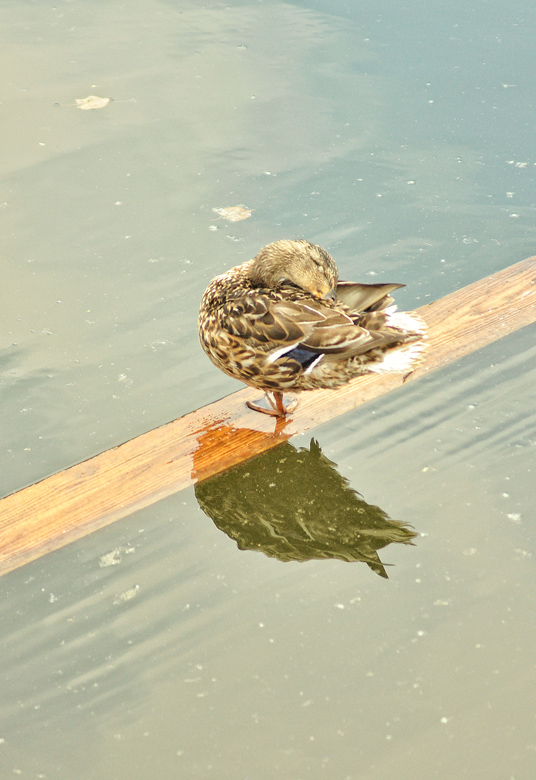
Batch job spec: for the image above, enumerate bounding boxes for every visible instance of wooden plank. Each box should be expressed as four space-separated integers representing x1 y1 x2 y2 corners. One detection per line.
1 256 535 576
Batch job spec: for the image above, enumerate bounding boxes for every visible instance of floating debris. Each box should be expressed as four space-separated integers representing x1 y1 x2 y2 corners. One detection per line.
212 205 253 222
113 585 140 605
75 95 111 110
99 546 135 567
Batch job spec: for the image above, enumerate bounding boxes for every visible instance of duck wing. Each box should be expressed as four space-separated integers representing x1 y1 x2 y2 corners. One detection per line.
295 302 403 358
222 294 326 345
336 281 404 312
222 292 401 362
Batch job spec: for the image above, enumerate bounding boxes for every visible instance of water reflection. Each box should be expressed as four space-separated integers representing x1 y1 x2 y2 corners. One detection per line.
195 438 417 578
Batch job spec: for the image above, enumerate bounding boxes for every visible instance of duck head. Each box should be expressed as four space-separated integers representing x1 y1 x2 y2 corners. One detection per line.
248 239 338 299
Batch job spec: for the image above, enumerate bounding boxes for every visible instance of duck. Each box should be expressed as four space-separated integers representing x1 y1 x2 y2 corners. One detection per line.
198 239 426 417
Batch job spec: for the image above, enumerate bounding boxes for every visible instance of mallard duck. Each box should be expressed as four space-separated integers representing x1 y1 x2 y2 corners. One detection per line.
198 239 426 417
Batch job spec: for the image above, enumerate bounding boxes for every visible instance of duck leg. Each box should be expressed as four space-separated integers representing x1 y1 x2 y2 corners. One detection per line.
246 391 298 417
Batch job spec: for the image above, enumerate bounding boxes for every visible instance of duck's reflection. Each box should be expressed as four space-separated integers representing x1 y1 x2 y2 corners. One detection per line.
195 438 417 578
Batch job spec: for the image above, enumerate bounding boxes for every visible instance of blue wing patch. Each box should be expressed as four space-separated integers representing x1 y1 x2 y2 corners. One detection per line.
284 346 323 369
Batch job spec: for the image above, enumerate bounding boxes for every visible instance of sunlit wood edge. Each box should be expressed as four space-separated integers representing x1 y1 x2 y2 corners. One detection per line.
0 256 535 576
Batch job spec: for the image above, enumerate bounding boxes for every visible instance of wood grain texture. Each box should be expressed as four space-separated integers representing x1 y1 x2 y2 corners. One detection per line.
1 256 535 576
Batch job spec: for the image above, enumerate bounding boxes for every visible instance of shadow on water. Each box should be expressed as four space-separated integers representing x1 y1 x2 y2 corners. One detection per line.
195 438 417 578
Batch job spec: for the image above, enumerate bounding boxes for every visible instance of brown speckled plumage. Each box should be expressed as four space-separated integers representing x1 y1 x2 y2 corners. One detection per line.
198 239 426 416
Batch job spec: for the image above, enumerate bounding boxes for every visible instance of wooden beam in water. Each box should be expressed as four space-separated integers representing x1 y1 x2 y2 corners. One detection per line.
0 256 535 576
